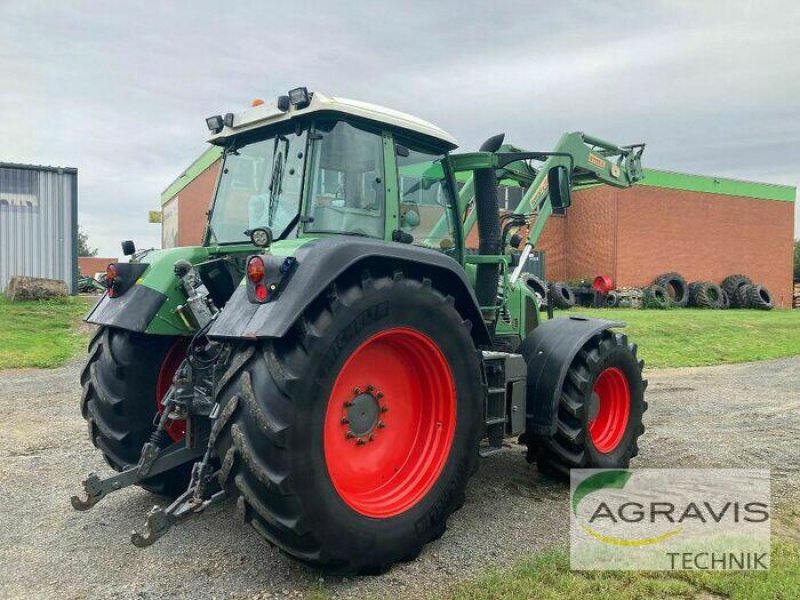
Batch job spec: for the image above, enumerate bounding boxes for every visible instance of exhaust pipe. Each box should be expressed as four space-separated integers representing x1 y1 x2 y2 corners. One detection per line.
473 134 504 314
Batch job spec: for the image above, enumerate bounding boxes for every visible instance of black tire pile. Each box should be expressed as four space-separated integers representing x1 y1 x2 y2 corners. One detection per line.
639 272 774 310
524 272 775 311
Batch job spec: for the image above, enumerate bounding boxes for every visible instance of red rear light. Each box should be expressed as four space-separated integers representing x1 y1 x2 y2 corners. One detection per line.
247 256 265 283
254 284 268 302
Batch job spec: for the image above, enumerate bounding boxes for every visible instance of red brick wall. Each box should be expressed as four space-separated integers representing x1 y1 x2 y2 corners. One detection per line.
531 185 794 307
173 161 221 247
614 186 794 307
78 257 117 276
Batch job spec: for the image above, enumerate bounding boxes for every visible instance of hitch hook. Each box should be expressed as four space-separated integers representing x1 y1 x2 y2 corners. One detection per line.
70 473 111 511
131 505 175 548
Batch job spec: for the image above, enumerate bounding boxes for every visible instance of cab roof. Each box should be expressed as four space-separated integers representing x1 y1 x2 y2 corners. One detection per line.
206 91 459 150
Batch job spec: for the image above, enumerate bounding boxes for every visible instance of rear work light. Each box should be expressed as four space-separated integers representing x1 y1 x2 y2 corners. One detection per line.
245 255 297 304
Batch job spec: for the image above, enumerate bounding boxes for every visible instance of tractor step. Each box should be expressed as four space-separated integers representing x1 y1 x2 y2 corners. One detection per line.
481 351 528 447
479 446 506 458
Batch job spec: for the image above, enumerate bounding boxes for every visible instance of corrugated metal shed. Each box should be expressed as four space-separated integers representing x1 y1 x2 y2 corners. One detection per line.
0 162 78 294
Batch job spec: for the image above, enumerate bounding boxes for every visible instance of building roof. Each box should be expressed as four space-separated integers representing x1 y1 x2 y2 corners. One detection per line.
161 146 222 205
0 162 77 174
206 92 459 150
640 169 795 203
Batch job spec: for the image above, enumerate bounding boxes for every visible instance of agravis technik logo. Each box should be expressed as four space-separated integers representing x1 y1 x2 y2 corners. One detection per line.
570 469 771 570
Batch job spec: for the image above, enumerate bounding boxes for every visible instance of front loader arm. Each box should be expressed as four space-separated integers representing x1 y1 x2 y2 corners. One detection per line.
454 132 644 247
511 132 644 246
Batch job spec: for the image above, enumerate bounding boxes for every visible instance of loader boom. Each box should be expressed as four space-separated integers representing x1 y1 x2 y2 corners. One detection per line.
458 132 644 248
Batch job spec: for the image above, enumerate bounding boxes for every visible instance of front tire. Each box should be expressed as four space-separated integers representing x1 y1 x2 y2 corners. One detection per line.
526 331 647 478
79 327 193 496
212 268 484 573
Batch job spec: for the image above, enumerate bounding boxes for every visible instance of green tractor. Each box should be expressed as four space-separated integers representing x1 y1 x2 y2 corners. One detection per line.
73 87 647 573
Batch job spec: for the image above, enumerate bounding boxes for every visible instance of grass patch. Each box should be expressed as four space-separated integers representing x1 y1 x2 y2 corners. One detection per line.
560 308 800 368
442 540 800 600
0 294 93 369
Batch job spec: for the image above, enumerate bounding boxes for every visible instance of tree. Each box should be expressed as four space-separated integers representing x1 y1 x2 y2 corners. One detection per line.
795 239 800 280
77 226 98 257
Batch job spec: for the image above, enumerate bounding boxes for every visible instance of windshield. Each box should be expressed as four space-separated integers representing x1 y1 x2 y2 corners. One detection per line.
208 125 307 244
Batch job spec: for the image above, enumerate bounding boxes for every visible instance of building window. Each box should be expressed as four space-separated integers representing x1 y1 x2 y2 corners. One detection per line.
0 167 39 209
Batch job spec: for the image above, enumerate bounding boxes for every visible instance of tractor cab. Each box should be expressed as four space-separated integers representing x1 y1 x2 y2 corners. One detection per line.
204 89 463 260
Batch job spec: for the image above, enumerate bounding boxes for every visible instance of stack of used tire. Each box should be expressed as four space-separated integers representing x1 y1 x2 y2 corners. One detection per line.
523 274 550 311
522 272 774 311
721 274 774 310
687 280 726 309
548 282 577 309
642 272 690 309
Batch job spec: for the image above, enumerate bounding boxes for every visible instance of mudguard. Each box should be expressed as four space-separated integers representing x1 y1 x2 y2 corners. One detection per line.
208 237 492 347
518 315 624 436
85 246 214 335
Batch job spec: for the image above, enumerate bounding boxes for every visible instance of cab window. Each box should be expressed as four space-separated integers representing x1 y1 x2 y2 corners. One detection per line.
305 120 385 238
397 144 457 254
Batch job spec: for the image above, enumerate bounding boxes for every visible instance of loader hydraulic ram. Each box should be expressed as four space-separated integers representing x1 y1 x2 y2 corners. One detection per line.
73 87 647 574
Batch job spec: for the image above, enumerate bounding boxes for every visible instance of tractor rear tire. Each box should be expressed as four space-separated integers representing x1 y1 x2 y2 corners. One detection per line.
733 284 753 309
643 284 670 309
748 284 774 310
654 272 689 307
527 331 647 479
691 281 724 309
722 274 752 306
720 289 730 309
79 327 193 497
524 275 549 310
549 282 576 309
212 268 483 573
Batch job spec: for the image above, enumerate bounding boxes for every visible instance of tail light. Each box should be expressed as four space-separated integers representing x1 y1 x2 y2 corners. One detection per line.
245 255 297 304
247 256 269 302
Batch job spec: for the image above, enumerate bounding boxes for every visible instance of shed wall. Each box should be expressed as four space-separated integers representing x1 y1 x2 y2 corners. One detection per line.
0 165 77 293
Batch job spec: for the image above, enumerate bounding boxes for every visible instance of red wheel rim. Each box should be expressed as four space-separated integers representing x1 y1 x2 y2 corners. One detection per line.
156 338 190 442
323 327 456 518
589 367 630 453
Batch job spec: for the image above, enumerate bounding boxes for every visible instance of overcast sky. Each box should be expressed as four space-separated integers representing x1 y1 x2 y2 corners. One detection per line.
1 1 798 257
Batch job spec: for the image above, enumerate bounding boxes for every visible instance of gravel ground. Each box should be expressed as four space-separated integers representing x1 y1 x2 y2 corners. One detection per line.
0 356 798 600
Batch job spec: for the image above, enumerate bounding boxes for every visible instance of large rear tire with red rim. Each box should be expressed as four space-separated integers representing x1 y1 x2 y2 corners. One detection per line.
79 326 193 496
527 330 647 478
212 268 483 573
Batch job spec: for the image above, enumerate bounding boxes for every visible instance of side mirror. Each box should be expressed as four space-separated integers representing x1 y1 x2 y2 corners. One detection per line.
548 166 572 210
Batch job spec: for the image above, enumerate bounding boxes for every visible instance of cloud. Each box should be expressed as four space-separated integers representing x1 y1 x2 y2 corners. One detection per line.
1 0 797 257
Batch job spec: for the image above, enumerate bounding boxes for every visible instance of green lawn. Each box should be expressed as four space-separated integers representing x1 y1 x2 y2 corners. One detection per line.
561 308 800 368
441 540 800 600
0 295 94 369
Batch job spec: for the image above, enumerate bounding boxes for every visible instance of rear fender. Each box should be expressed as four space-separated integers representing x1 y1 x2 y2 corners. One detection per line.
85 247 212 335
518 316 624 436
208 237 492 348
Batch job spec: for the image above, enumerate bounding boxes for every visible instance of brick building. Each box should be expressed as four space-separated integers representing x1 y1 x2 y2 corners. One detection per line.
77 256 117 277
160 148 796 307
